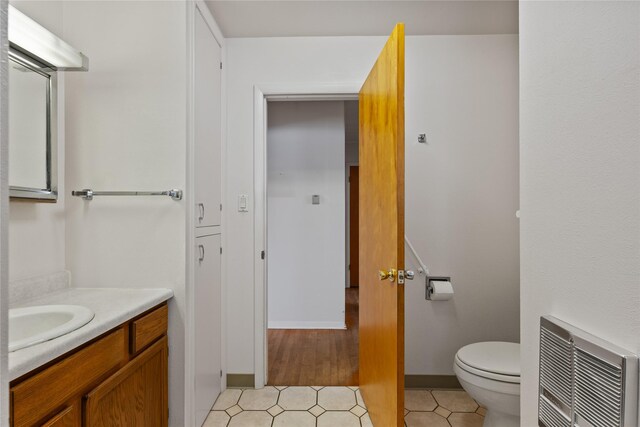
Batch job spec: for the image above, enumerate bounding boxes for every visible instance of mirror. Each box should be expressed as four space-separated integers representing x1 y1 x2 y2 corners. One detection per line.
9 50 57 201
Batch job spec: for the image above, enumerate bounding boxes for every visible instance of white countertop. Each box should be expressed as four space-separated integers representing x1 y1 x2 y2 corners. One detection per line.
9 287 173 381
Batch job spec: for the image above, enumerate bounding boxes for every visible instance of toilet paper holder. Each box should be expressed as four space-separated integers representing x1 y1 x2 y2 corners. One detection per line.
426 276 451 300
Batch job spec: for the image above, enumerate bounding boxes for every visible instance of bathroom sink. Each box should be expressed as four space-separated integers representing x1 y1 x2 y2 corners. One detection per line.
9 305 95 352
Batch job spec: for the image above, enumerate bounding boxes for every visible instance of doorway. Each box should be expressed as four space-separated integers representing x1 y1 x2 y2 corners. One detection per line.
265 100 360 386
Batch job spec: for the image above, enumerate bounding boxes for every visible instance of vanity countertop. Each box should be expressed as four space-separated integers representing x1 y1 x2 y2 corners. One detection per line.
8 287 173 381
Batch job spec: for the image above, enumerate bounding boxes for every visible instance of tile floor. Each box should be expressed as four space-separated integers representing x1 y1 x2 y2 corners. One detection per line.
204 386 485 427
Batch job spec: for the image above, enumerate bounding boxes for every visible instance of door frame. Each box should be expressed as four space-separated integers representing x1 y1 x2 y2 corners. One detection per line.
253 83 360 387
345 163 359 288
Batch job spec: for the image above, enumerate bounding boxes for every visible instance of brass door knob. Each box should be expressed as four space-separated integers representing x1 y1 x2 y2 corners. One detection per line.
378 269 396 282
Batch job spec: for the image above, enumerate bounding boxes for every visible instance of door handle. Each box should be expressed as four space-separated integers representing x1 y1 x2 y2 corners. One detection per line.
379 269 414 284
198 244 205 262
198 203 205 222
378 268 396 282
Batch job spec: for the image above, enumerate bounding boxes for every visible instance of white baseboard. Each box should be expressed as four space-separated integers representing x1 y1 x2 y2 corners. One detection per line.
268 321 347 330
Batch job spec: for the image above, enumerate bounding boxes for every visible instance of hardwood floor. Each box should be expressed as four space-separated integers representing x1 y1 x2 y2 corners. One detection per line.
267 287 359 386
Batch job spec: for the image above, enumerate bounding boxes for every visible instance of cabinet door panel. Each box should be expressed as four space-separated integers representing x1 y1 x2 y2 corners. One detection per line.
84 337 168 427
195 234 222 426
41 403 80 427
11 328 125 427
194 8 222 227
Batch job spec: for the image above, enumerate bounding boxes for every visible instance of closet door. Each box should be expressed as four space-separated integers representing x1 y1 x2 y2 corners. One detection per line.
194 8 222 228
194 233 222 426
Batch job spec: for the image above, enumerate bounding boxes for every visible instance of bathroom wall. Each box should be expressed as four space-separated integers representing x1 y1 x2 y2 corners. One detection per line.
225 34 519 377
61 2 188 425
519 1 640 423
267 101 346 329
8 1 66 282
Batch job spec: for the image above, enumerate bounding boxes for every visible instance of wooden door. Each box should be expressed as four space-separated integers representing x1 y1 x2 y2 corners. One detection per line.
84 337 168 427
358 23 405 427
349 166 360 286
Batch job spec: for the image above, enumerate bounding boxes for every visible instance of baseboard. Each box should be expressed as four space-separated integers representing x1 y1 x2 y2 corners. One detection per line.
227 374 255 388
227 374 459 389
405 375 461 389
267 321 346 330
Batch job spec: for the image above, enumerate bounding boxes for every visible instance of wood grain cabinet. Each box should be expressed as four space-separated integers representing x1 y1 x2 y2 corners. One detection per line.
41 405 80 427
10 303 168 427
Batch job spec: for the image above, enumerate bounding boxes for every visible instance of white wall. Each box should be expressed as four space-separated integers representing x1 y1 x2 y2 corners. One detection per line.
225 34 519 376
520 1 640 423
404 35 519 375
267 101 346 329
61 2 187 425
8 1 66 282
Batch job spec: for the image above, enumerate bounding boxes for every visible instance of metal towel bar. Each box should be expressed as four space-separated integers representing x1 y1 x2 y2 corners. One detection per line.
71 189 182 201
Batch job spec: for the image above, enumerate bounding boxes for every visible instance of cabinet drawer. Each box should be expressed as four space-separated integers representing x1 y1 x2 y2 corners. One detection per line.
41 403 80 427
11 328 126 427
131 304 168 354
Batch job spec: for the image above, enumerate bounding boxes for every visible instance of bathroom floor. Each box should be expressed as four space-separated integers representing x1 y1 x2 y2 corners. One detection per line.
204 386 485 427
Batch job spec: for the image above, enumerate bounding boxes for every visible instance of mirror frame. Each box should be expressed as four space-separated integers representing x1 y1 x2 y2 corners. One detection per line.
8 48 57 202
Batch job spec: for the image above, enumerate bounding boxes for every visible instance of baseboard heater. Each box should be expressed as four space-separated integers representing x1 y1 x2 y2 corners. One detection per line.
539 316 638 427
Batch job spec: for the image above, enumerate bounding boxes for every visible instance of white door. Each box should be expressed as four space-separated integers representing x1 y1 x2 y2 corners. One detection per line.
195 233 222 426
194 7 222 227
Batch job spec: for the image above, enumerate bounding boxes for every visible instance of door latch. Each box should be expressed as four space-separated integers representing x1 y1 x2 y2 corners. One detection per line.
397 269 415 285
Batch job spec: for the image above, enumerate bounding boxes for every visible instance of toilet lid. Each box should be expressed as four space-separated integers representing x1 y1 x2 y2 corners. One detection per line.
456 342 520 377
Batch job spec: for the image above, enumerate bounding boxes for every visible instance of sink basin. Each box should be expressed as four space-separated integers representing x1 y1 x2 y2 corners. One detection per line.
9 305 95 352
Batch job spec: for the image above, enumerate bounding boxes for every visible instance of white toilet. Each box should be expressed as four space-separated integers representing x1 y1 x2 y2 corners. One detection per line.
453 341 520 427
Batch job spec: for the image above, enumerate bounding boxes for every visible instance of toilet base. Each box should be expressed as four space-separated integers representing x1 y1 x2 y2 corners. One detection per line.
483 409 520 427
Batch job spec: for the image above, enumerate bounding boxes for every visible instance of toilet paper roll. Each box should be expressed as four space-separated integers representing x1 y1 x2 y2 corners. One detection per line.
429 280 454 301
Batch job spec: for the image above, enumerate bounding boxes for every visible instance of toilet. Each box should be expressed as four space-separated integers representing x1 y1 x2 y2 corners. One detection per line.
453 342 520 427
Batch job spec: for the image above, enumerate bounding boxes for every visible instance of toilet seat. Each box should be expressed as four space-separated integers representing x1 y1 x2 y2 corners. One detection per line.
455 342 520 384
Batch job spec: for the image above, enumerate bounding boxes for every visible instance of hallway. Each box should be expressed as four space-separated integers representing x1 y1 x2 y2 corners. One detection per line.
267 288 359 386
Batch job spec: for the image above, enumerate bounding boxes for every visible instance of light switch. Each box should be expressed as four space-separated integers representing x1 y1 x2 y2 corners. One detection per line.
238 194 248 212
312 195 320 205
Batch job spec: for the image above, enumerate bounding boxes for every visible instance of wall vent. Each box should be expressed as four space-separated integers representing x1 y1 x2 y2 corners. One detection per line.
539 316 638 427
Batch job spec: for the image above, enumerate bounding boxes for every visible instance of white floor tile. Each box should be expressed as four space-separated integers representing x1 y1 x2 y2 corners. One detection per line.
228 411 273 427
278 386 317 411
317 411 361 427
317 386 357 410
238 387 280 410
273 411 316 427
203 411 230 427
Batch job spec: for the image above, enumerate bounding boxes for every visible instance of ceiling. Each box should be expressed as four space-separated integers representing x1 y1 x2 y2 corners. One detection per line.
205 1 518 38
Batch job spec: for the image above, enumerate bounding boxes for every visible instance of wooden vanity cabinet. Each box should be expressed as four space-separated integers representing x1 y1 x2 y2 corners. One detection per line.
10 303 168 427
41 404 80 427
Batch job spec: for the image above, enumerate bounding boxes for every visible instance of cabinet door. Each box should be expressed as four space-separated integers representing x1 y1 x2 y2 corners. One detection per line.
194 8 222 227
195 234 222 426
84 338 168 427
41 403 80 427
